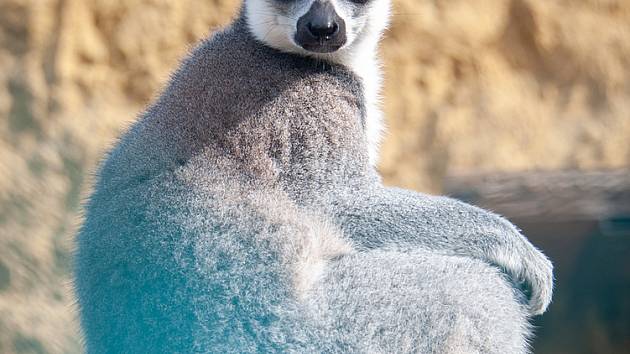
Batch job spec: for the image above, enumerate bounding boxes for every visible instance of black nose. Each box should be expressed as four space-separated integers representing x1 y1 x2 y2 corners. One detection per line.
295 1 347 53
307 17 339 39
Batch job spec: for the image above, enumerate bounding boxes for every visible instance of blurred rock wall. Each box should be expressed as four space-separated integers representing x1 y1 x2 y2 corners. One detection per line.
0 0 628 352
380 0 630 190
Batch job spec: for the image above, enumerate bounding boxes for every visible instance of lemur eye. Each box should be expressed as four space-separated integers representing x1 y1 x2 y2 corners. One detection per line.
349 0 370 4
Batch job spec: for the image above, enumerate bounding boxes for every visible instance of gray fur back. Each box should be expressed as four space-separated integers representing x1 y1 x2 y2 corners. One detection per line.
75 14 531 353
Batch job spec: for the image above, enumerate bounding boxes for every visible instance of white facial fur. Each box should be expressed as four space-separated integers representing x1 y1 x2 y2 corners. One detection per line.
245 0 391 165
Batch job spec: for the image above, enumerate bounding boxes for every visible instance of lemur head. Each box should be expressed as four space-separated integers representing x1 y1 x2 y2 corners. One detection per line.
245 0 390 64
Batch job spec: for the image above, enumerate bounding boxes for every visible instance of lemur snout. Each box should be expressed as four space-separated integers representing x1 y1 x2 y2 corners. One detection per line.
308 20 339 38
295 1 347 53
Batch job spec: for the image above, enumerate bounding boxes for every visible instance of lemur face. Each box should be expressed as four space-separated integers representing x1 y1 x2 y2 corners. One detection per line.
245 0 390 61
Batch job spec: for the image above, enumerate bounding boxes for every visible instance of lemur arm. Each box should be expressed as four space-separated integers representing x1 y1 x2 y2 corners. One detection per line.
331 186 553 315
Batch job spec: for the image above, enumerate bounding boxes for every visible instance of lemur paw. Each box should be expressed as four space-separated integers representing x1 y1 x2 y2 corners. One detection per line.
492 239 554 316
486 221 554 316
520 246 554 315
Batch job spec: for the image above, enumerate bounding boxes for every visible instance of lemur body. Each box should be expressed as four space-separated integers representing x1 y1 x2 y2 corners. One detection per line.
75 1 552 352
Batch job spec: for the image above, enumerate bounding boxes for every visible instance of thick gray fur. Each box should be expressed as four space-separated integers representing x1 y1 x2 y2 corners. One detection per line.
75 11 552 354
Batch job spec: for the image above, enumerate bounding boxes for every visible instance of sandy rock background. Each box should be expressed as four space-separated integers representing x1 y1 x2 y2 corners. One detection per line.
0 0 628 352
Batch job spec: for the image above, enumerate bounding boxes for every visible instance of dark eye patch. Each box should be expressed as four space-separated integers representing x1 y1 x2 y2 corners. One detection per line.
349 0 370 4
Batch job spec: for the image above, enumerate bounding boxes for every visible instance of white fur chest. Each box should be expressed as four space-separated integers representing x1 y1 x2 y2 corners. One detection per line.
348 51 384 166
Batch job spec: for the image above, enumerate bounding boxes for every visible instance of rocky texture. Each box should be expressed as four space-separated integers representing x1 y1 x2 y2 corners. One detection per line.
380 0 630 190
0 0 628 353
445 170 630 221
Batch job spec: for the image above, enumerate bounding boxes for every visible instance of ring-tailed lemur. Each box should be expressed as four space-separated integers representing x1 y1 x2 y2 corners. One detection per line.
75 0 553 352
